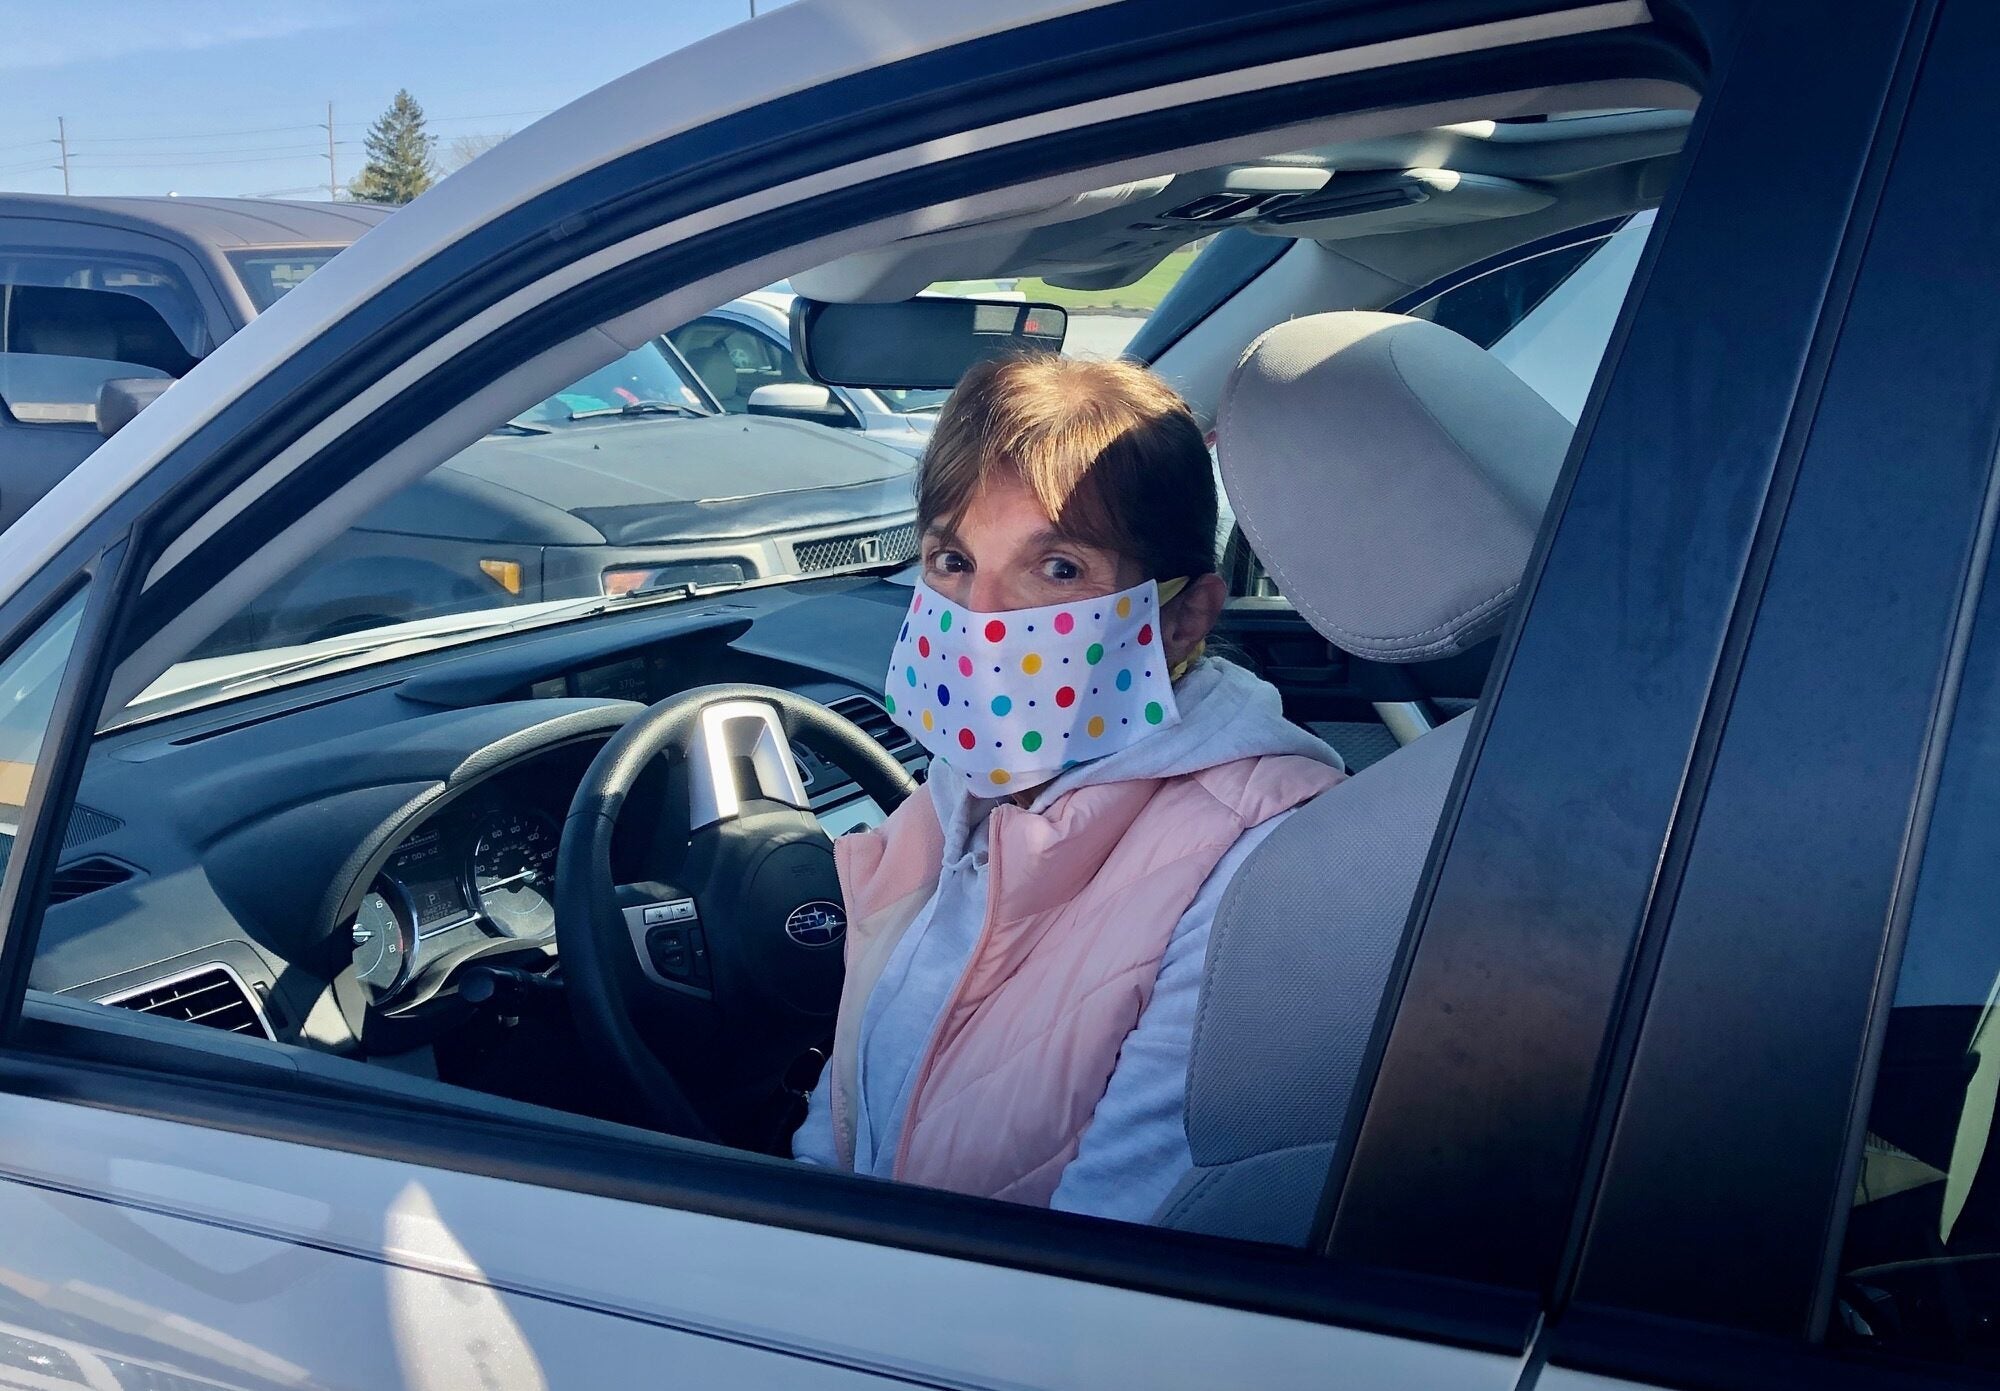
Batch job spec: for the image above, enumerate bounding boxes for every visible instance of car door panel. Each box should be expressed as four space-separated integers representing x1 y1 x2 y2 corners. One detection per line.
0 1091 1528 1390
1330 0 1931 1296
1551 0 2000 1365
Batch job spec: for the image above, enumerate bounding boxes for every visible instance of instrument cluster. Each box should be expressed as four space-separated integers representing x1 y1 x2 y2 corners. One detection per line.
350 794 563 1000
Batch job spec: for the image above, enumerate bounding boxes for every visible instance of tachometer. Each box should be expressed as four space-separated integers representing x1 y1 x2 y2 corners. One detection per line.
469 808 560 938
352 881 414 992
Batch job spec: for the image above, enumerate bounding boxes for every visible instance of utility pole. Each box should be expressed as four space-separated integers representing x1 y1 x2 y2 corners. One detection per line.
53 117 69 194
321 101 337 201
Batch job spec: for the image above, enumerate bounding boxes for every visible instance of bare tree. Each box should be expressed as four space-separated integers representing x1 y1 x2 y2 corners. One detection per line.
443 131 512 173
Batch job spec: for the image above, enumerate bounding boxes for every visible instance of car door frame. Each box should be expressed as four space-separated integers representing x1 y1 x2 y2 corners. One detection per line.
1531 2 2000 1385
0 0 1913 1374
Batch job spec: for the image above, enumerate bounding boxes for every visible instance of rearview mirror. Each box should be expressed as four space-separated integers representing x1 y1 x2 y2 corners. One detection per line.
792 297 1066 392
96 377 174 437
745 382 853 427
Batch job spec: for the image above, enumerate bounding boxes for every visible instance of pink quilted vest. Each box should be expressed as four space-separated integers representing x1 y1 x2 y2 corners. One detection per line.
828 753 1343 1205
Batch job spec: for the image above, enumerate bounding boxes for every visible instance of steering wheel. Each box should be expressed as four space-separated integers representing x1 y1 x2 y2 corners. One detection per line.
556 684 915 1144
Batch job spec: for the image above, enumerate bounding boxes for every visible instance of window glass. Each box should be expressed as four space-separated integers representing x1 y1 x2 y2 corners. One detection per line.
0 592 86 880
667 317 805 414
0 255 202 427
123 334 915 716
1835 545 2000 1369
227 248 345 312
1408 212 1651 422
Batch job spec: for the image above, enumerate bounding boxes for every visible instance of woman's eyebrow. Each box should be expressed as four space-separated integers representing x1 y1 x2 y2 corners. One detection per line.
1023 525 1099 554
923 522 964 549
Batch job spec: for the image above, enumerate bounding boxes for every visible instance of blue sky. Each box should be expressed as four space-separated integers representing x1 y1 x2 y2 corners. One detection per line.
0 0 780 198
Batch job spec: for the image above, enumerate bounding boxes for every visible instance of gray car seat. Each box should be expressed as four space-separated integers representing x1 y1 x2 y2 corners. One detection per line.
1155 312 1573 1244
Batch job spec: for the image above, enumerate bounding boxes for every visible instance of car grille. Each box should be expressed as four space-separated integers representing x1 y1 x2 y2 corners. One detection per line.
793 522 918 574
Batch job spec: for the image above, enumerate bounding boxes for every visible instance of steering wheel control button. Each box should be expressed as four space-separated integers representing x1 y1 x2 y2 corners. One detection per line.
646 924 693 979
784 900 847 947
643 920 712 985
642 898 697 926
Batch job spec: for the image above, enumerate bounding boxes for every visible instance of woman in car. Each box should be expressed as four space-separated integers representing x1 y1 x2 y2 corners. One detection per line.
793 354 1346 1222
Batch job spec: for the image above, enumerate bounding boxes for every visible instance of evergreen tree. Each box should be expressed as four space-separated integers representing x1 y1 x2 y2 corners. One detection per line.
350 90 436 205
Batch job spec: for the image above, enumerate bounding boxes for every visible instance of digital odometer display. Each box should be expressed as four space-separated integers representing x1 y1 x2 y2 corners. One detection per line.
572 656 651 704
384 829 469 929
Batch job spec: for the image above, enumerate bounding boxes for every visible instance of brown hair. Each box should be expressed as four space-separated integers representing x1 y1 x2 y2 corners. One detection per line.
916 354 1218 580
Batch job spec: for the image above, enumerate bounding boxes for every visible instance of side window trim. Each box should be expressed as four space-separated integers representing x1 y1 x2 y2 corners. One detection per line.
0 541 131 1043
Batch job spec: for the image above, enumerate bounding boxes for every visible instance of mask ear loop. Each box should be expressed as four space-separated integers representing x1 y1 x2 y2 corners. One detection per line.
1156 576 1205 681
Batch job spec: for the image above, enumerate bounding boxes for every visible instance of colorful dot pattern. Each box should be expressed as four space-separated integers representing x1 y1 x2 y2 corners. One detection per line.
885 577 1180 791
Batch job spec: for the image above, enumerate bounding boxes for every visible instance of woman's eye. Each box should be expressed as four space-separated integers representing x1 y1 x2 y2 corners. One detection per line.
928 549 971 574
1041 557 1082 583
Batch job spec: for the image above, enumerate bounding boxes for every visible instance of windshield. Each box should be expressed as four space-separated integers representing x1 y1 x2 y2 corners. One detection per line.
124 332 918 724
515 342 712 422
126 240 1234 724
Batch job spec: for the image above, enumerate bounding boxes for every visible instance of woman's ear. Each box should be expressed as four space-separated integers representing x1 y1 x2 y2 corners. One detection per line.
1162 572 1227 668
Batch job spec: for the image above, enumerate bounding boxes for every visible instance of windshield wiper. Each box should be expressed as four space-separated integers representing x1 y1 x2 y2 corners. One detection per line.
489 418 553 436
567 400 702 421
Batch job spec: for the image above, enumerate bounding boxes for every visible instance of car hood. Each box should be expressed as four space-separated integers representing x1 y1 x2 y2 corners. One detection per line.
445 412 912 508
410 412 918 545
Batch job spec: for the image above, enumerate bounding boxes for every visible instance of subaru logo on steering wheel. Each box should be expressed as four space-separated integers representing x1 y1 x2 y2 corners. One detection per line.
785 900 846 947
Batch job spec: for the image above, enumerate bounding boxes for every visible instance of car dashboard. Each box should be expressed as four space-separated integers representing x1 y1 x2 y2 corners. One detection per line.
33 575 924 1074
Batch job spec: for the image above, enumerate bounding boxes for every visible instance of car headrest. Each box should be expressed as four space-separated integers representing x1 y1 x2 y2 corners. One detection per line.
1218 311 1573 664
688 343 738 401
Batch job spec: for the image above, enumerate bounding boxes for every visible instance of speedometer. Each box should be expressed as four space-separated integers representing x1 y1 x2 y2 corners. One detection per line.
469 808 560 938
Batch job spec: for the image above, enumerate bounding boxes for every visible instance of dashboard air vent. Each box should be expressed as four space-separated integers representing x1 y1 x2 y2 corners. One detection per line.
48 856 137 905
100 965 272 1039
828 694 915 761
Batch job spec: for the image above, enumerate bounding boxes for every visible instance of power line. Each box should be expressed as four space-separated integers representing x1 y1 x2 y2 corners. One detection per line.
66 142 355 161
71 152 354 170
69 121 324 145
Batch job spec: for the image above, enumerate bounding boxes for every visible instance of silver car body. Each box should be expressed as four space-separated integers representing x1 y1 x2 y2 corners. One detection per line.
0 0 1678 1385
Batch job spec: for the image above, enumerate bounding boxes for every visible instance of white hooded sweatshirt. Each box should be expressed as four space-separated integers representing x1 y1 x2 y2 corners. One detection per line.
794 657 1343 1223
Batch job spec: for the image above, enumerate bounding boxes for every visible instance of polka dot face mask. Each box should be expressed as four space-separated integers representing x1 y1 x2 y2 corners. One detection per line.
883 576 1181 795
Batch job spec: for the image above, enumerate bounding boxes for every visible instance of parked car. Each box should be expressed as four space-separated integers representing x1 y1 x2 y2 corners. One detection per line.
0 196 919 653
3 1 1998 1388
668 289 942 457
